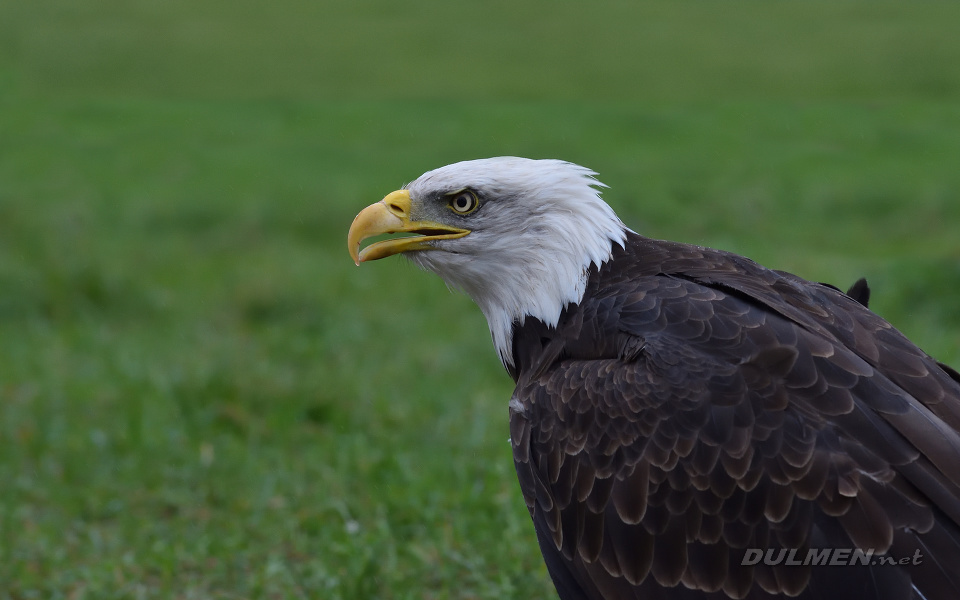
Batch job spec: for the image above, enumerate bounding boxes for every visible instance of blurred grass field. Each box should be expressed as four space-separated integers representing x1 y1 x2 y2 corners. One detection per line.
2 1 960 598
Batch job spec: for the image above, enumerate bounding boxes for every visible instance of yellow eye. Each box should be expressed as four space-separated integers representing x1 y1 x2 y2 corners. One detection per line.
449 190 479 215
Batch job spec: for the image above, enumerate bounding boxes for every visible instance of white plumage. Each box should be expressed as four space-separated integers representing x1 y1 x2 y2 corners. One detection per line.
405 157 628 367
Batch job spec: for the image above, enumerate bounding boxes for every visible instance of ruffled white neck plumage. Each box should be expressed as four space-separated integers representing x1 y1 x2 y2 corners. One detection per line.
405 158 628 369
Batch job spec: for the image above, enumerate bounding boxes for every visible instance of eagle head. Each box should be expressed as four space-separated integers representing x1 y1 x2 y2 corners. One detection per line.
348 157 627 366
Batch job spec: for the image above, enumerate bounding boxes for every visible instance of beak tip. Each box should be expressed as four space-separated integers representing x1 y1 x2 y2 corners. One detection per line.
348 231 361 264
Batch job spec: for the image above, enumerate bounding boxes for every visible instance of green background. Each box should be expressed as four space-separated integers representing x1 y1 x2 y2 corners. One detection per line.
2 1 959 598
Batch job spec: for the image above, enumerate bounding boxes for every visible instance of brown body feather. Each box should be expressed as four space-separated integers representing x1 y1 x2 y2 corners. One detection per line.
509 233 960 600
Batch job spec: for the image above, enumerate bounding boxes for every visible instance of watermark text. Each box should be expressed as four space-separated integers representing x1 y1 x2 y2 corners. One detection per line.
740 548 923 567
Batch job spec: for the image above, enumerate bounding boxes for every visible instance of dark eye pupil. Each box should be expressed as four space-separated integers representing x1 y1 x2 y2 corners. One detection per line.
454 194 473 211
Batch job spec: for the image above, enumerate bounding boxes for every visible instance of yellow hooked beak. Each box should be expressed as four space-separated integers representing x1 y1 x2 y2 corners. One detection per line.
347 190 470 265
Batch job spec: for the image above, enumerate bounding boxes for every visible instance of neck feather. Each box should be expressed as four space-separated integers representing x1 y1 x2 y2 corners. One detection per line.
411 204 626 369
477 229 624 369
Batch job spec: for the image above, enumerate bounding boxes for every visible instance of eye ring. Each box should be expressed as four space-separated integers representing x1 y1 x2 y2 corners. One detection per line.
448 190 479 215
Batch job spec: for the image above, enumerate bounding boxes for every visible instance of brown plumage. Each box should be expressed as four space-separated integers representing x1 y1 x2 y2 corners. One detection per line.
509 235 960 600
348 157 960 600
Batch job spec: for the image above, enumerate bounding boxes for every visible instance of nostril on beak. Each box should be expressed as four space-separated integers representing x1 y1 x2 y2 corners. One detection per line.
381 190 411 219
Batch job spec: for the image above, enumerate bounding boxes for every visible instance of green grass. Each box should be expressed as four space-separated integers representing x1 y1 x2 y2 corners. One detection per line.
1 1 959 598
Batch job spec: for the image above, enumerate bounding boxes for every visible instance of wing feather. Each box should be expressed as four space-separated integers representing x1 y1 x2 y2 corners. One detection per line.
509 234 960 600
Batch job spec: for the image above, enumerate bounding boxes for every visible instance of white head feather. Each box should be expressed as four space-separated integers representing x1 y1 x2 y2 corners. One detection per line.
404 157 628 368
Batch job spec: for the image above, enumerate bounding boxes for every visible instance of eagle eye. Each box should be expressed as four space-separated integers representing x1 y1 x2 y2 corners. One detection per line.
448 190 479 215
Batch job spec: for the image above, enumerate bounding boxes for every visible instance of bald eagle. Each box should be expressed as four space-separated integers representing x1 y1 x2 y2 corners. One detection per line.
348 157 960 600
